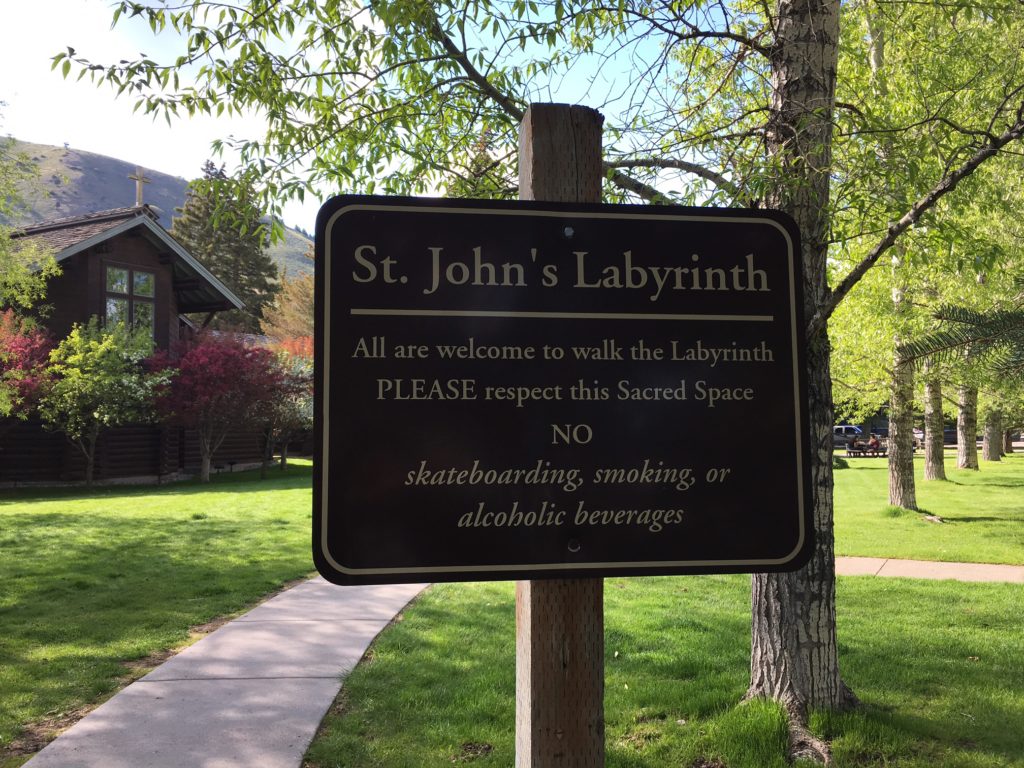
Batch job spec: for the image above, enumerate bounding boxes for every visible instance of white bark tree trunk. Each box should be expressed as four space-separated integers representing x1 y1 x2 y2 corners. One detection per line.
888 349 917 508
749 1 855 751
957 386 979 470
923 368 946 481
982 409 1003 462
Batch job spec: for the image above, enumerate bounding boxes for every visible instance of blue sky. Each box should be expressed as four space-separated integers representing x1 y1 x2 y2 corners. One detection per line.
1 0 667 229
0 0 319 229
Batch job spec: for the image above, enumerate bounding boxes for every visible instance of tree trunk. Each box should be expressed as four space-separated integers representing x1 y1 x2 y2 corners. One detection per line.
280 441 290 470
982 409 1002 462
199 431 213 483
888 348 917 508
77 429 100 487
923 367 946 481
749 0 853 751
748 339 857 724
957 385 979 469
261 428 274 480
1004 430 1015 454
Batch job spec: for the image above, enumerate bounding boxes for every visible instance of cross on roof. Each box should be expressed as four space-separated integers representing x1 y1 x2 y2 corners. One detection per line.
128 166 152 206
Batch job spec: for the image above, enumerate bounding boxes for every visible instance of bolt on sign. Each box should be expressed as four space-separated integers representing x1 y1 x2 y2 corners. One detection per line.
314 195 812 585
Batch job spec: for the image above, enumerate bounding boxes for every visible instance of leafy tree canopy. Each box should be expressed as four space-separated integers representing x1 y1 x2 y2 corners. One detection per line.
0 135 60 311
61 0 1024 328
257 350 313 474
900 277 1024 380
150 332 289 480
37 318 164 484
260 250 313 342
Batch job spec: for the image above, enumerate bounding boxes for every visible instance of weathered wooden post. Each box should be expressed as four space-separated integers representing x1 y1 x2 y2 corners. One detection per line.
516 103 605 768
315 99 811 768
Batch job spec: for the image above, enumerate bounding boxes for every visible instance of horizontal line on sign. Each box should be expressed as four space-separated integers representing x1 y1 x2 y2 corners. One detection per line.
350 308 775 322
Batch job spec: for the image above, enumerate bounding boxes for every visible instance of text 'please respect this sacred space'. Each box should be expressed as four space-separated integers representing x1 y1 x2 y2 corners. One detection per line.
314 196 812 584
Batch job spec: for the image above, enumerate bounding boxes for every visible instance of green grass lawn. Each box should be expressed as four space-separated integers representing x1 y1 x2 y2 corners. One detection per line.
304 453 1024 767
305 577 1024 768
2 451 1022 767
0 462 315 757
833 451 1024 564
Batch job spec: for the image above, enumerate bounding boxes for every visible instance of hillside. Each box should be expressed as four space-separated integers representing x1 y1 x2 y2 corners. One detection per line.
4 139 313 277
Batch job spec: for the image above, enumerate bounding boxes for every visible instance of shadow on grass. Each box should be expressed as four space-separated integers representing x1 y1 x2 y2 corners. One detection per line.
836 578 1024 765
844 464 889 473
0 492 314 748
945 516 1009 524
0 462 313 505
309 576 1024 768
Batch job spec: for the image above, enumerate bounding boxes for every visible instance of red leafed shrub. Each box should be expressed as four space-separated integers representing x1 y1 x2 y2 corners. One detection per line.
273 335 313 359
0 309 53 417
151 333 286 481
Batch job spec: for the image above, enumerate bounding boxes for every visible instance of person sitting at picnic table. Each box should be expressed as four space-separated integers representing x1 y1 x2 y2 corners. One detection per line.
867 435 881 454
847 435 865 453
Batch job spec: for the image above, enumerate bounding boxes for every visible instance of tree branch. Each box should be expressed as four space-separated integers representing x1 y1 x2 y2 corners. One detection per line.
577 5 773 58
605 157 746 201
422 9 683 205
427 15 525 122
602 165 672 203
808 110 1024 338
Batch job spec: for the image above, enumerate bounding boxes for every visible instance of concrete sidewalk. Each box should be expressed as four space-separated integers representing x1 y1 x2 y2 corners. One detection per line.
25 579 426 768
22 558 1022 767
836 556 1024 583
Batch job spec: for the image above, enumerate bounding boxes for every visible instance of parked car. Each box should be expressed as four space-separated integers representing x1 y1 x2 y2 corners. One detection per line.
833 425 862 448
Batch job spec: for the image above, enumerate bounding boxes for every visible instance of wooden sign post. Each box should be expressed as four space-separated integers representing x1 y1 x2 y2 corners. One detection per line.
515 104 605 768
314 101 811 764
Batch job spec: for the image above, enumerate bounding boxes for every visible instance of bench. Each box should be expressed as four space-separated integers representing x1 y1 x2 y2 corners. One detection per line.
846 445 887 457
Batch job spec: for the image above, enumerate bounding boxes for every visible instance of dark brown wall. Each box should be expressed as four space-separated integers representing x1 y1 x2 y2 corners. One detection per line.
44 253 89 342
182 427 265 471
0 419 265 483
42 231 179 349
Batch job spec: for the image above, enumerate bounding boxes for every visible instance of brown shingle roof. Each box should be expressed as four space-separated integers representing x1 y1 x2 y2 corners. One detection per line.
13 206 159 253
12 205 243 313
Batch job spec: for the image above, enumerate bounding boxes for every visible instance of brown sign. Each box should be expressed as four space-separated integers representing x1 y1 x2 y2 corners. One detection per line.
314 196 812 584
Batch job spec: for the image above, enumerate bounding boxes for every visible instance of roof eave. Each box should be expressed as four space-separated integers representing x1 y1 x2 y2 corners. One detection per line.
53 217 245 311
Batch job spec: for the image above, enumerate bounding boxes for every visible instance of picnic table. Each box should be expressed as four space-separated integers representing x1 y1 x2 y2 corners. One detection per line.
846 441 887 457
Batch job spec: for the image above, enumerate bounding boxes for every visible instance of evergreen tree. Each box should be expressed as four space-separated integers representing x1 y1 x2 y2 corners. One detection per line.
170 161 279 332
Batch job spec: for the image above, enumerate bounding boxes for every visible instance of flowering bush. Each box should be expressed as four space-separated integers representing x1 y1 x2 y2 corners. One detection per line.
0 309 53 418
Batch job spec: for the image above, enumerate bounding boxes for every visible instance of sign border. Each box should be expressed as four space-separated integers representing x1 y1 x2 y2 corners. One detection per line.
314 195 812 583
